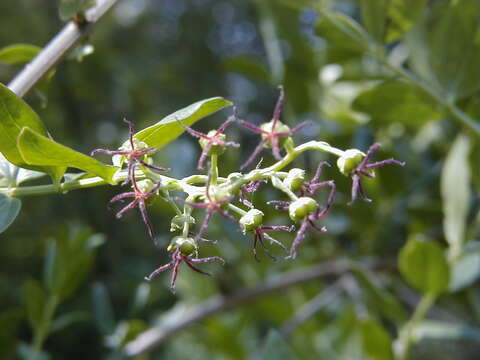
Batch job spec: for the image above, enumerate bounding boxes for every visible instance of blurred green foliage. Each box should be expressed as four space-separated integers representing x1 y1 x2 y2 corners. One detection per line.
1 0 480 359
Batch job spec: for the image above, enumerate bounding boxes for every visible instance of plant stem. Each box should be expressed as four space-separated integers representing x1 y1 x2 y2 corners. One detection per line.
396 293 436 360
28 295 59 360
210 154 218 185
8 0 119 97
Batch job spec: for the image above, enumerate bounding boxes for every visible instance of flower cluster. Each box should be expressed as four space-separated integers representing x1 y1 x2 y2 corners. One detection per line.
93 87 405 290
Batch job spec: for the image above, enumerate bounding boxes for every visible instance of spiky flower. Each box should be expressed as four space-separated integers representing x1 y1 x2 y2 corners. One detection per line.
109 177 161 241
91 119 168 185
237 85 311 169
144 236 224 290
178 113 239 170
337 143 405 204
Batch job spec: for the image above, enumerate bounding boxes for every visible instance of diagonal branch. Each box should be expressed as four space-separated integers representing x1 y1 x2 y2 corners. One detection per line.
124 257 388 357
7 0 119 98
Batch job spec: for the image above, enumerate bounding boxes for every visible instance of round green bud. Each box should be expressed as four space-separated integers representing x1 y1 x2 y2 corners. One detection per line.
113 139 150 167
136 179 156 193
283 168 306 192
289 197 317 221
199 130 226 155
239 209 264 233
260 120 291 147
336 149 365 176
167 236 197 256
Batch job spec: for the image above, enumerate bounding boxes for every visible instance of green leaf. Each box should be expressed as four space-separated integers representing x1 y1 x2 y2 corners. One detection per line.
0 83 64 183
441 134 471 259
59 0 95 21
359 0 428 43
135 97 232 149
0 44 40 65
0 194 21 234
315 10 371 62
23 278 46 332
359 319 394 360
352 80 441 128
261 329 298 360
406 0 480 100
91 282 115 335
17 127 118 184
50 311 89 333
398 238 450 295
449 241 480 292
0 152 45 187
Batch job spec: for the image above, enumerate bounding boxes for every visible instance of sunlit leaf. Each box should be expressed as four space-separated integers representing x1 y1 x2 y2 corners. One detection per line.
0 44 40 64
413 320 480 341
17 127 118 184
0 194 21 234
0 83 64 183
359 318 394 360
135 97 232 149
441 134 470 259
398 238 450 295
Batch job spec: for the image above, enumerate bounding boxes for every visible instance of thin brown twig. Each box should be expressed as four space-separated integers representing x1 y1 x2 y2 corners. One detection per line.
124 257 387 357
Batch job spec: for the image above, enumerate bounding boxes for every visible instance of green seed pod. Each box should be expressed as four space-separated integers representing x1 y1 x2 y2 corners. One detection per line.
283 168 305 192
199 130 227 155
112 138 150 167
289 197 317 221
167 236 197 256
337 149 365 176
239 209 264 233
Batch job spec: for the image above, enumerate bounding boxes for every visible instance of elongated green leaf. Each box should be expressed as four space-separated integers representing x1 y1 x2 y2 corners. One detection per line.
135 97 232 149
17 127 118 184
0 44 40 65
399 239 450 295
359 319 394 360
91 282 115 335
0 194 21 234
0 83 64 183
441 134 470 259
23 278 46 332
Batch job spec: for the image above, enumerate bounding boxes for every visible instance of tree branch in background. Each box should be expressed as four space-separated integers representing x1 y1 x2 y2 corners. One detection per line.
7 0 119 98
124 257 387 357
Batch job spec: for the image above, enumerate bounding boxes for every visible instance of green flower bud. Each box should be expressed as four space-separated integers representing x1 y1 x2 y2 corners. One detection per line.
239 209 264 233
167 236 197 256
336 149 365 176
283 168 305 192
227 172 243 182
199 130 226 155
136 179 156 194
289 197 317 221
